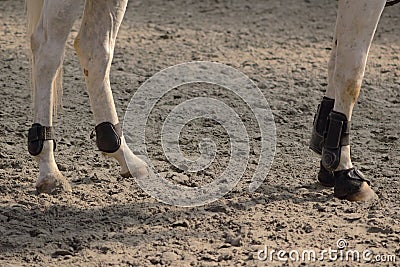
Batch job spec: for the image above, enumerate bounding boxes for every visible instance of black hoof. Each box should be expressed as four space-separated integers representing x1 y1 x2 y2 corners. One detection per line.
333 168 377 201
317 161 334 187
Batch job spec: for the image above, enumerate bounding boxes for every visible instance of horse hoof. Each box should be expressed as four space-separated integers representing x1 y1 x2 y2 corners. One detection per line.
120 166 148 179
333 168 377 202
36 172 72 195
342 182 378 202
317 161 334 187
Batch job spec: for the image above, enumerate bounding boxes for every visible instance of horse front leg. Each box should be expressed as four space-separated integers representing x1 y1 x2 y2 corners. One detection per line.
74 0 148 179
321 0 386 201
28 0 81 194
309 25 338 187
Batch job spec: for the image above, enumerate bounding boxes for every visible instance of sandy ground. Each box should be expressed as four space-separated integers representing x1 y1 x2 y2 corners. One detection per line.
0 0 399 266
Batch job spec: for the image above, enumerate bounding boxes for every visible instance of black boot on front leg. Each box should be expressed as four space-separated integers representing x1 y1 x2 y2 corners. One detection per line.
310 97 335 187
317 161 335 187
321 111 377 201
310 97 335 155
321 111 350 172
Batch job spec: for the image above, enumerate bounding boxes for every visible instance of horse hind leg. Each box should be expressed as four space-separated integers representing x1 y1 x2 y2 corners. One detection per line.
29 0 81 194
74 0 148 179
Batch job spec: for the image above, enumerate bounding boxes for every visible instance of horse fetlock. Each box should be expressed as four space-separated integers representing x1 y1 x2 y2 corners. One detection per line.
111 138 148 179
32 139 68 195
93 124 149 179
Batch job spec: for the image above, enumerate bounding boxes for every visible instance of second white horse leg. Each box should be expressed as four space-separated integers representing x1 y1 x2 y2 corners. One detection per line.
74 0 148 178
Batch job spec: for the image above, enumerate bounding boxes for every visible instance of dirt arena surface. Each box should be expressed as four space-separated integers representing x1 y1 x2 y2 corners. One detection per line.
0 0 399 266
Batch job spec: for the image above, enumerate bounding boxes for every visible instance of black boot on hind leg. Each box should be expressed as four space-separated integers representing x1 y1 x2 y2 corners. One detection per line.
310 97 335 187
94 122 122 154
322 111 376 201
92 122 148 179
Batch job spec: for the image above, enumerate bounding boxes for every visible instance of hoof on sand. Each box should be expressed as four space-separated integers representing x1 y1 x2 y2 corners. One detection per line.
341 182 378 202
36 172 72 195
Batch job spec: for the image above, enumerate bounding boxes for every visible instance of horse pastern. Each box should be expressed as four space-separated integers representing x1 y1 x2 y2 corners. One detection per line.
120 166 148 180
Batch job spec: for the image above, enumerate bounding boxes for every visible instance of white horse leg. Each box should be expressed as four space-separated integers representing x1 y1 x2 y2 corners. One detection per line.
325 28 337 100
309 28 338 187
332 0 385 169
74 0 148 179
30 0 81 194
322 0 386 201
